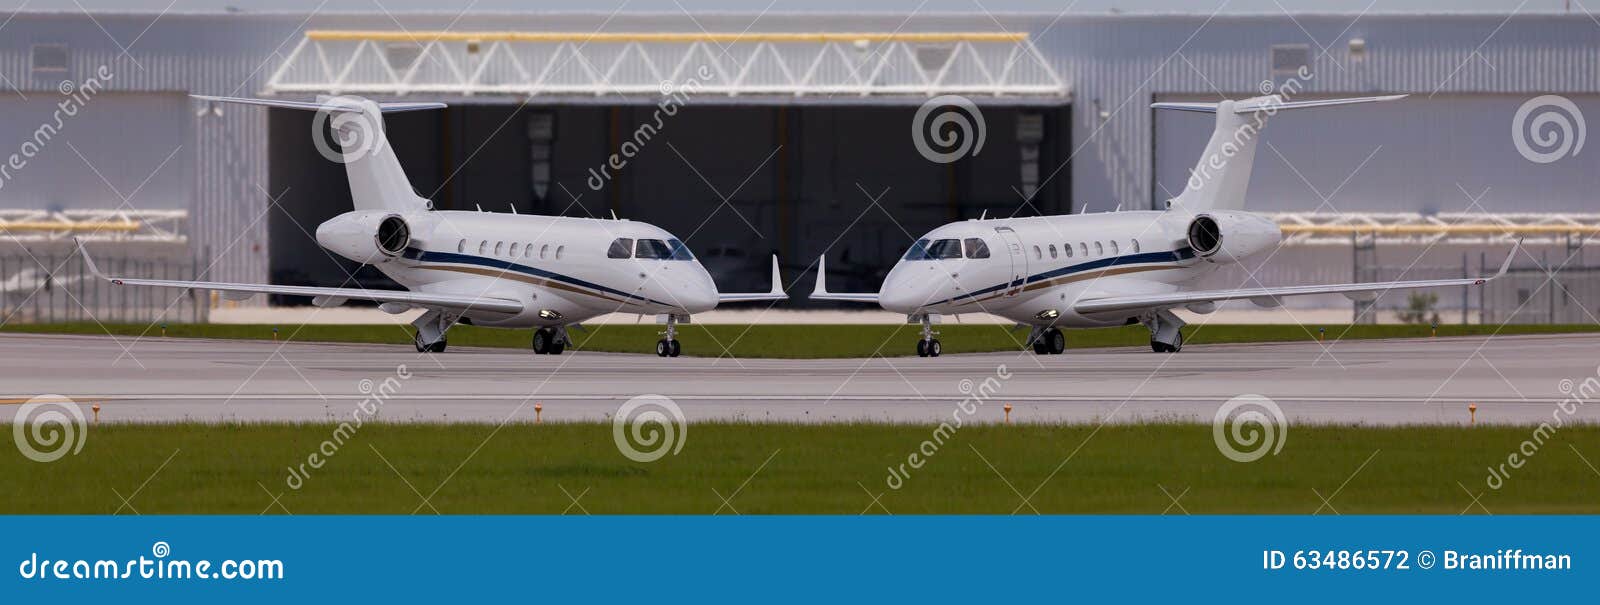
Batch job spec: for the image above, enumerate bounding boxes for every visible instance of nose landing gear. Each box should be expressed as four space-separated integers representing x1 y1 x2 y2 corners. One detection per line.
655 313 683 357
914 314 941 357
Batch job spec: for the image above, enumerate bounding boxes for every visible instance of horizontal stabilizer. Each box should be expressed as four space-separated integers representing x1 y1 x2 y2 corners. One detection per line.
1151 94 1407 114
191 95 447 113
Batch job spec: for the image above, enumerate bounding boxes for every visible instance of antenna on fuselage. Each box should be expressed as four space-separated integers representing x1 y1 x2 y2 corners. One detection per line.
979 209 988 220
610 209 620 220
508 203 517 214
1114 202 1123 212
475 204 483 212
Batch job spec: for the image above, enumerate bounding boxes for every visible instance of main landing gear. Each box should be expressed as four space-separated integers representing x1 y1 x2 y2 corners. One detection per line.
411 309 455 353
915 314 941 357
531 326 568 355
1029 327 1066 355
1143 309 1186 353
656 314 683 358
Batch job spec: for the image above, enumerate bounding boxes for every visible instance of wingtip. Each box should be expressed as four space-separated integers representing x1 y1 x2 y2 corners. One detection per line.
73 237 108 281
812 254 829 295
1493 238 1522 279
769 254 786 296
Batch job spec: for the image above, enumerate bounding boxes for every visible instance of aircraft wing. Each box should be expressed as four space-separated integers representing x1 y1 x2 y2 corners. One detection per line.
717 255 790 303
807 254 881 303
75 239 523 315
1073 242 1518 316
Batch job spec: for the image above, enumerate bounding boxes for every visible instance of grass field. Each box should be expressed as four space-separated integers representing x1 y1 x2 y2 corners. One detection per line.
6 422 1599 514
5 321 1599 358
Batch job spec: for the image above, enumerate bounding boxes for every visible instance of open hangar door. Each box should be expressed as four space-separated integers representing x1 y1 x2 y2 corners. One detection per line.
267 100 1071 304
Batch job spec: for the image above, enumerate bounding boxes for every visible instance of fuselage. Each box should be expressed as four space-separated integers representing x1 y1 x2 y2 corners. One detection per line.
879 211 1224 327
328 210 720 328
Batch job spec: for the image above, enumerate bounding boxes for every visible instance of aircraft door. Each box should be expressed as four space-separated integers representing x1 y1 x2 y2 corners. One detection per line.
995 227 1027 297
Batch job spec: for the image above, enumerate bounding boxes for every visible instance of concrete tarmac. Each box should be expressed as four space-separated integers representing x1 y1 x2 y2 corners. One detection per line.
0 332 1594 425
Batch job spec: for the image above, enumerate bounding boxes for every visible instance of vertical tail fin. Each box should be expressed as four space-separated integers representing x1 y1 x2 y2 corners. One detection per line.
1154 94 1406 212
191 95 446 213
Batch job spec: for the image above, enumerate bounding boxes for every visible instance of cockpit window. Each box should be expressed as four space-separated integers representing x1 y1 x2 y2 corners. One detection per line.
903 238 963 260
666 239 694 260
963 238 991 259
607 238 634 259
635 239 674 260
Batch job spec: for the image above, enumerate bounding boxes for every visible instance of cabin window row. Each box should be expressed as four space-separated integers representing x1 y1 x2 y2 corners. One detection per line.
458 239 564 260
1034 238 1140 261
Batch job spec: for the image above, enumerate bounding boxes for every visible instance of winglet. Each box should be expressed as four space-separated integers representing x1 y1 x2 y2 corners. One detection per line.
812 255 830 296
1487 238 1522 282
73 237 113 283
767 254 785 296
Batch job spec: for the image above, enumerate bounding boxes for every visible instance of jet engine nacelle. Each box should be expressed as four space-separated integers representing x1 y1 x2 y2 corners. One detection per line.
316 210 414 265
1186 211 1282 263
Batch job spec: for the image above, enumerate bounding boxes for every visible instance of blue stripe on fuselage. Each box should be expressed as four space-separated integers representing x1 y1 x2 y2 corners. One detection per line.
923 247 1197 307
401 248 675 308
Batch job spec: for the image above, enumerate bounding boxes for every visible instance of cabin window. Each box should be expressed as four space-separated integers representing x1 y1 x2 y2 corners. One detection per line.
495 241 504 255
962 238 990 259
903 239 962 260
509 242 520 257
555 245 565 259
1109 240 1120 255
1064 243 1074 258
1094 241 1104 256
478 241 487 255
1079 242 1088 257
1131 239 1141 253
524 243 533 258
1032 246 1042 260
457 239 465 253
1048 244 1058 259
540 244 550 259
607 238 634 259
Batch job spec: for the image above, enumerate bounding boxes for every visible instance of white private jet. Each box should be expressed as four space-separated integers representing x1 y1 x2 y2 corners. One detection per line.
76 95 788 357
813 93 1517 357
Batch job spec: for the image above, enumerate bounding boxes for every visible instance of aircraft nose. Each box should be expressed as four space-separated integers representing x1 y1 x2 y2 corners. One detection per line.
878 264 941 314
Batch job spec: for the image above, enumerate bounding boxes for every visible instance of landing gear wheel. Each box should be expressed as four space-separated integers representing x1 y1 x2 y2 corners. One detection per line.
656 339 670 357
550 339 566 355
414 332 446 353
532 329 553 354
1046 329 1066 354
917 340 929 357
1031 340 1048 355
1150 331 1184 353
668 340 681 357
927 339 942 357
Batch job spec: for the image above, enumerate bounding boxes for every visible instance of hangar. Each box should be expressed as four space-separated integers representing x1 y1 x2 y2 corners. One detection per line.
1 8 1598 321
